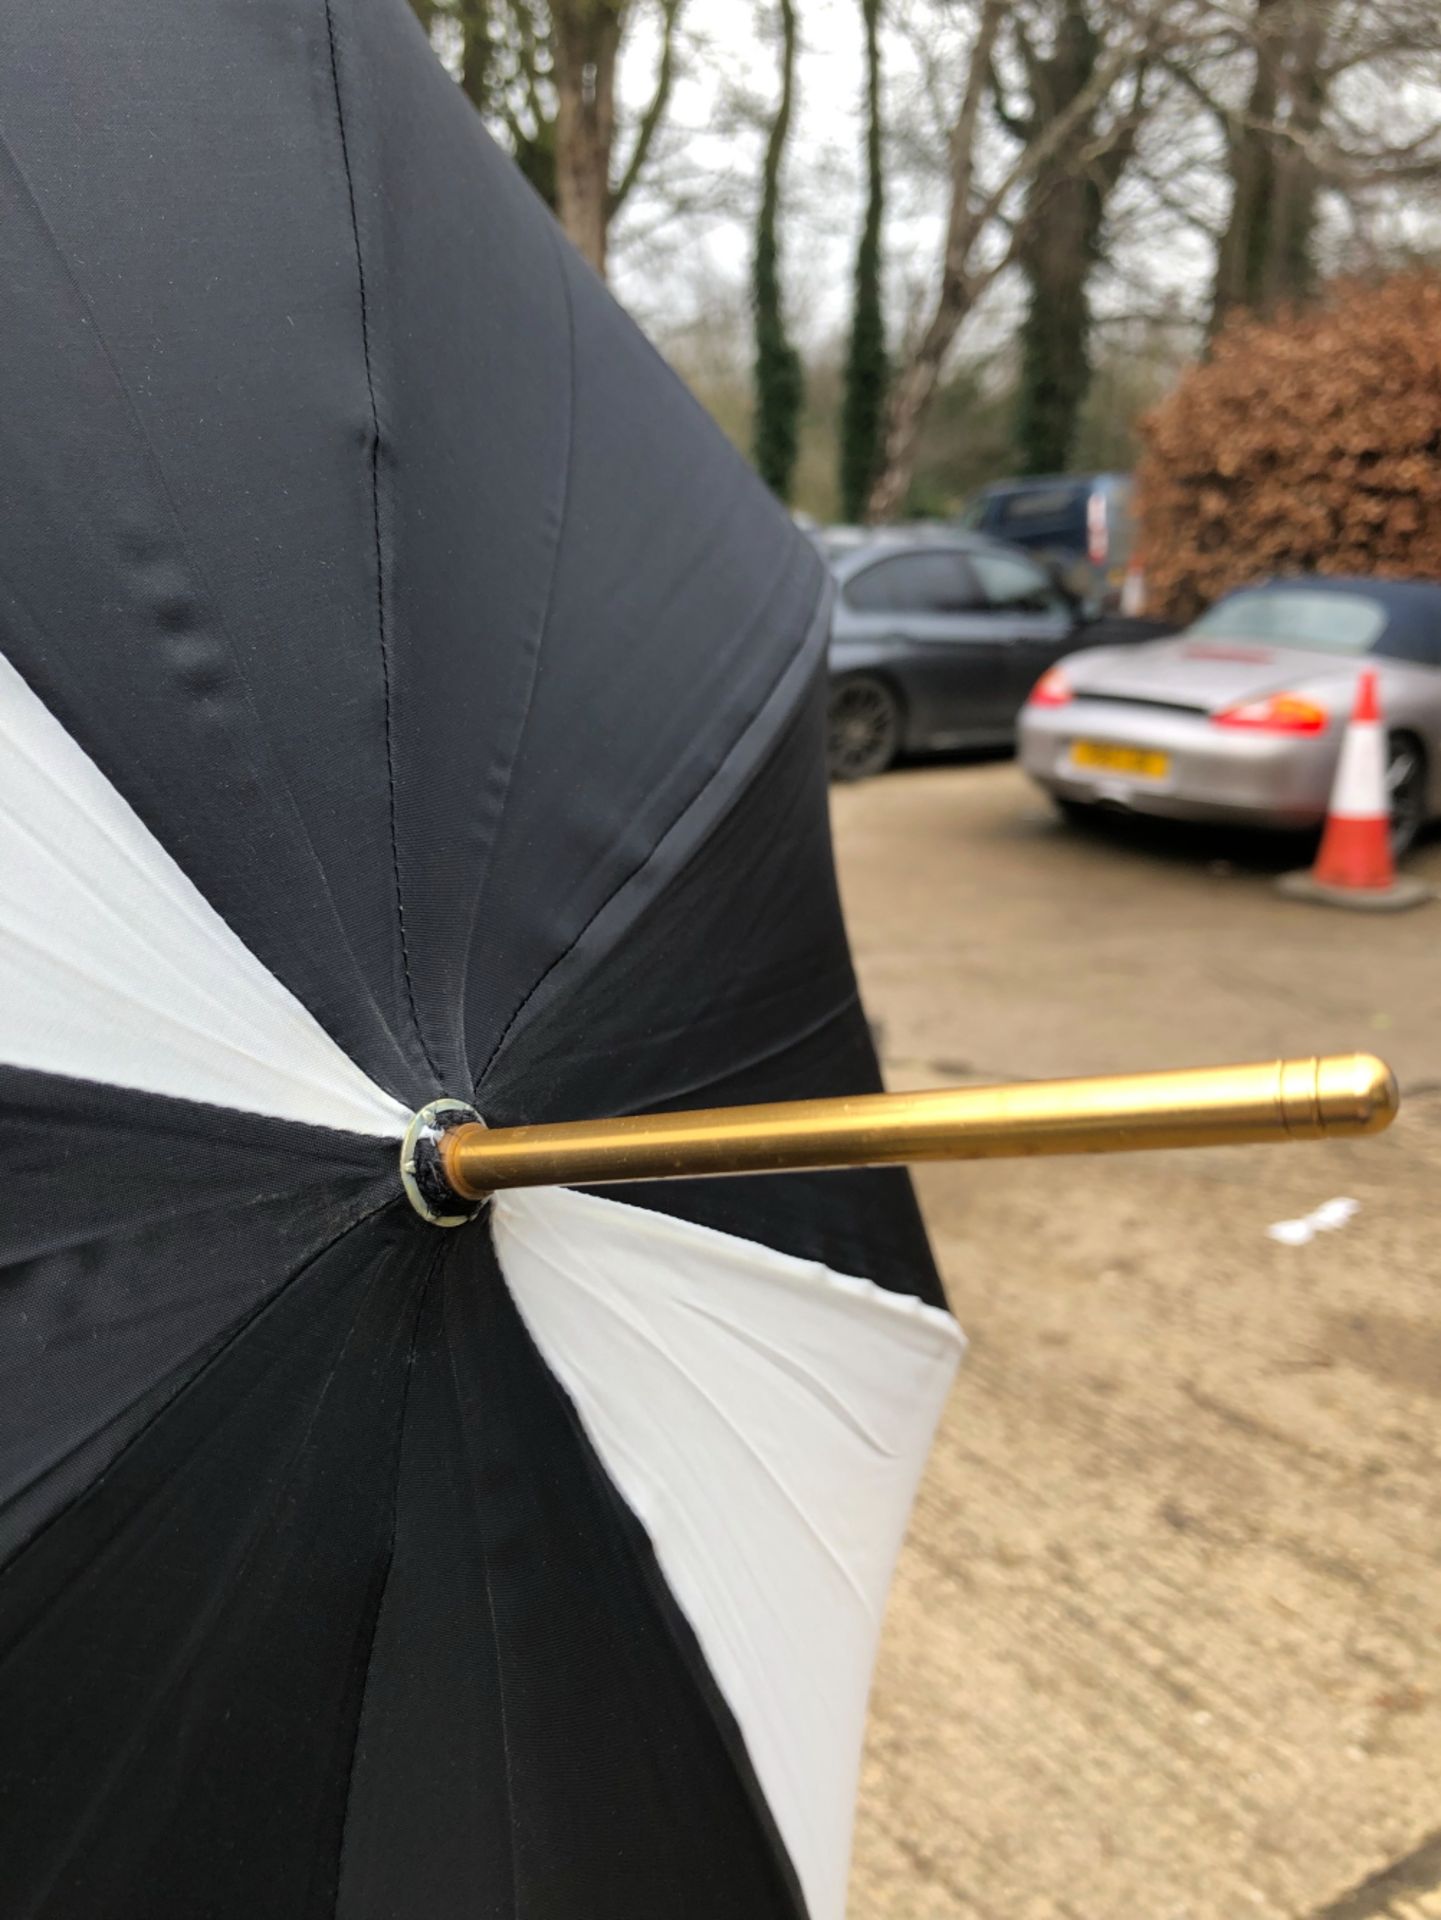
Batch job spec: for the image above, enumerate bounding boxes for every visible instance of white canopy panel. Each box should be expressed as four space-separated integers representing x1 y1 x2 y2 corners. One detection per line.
0 647 408 1137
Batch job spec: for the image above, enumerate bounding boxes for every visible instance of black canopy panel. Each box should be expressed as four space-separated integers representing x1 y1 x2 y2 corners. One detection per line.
0 5 957 1917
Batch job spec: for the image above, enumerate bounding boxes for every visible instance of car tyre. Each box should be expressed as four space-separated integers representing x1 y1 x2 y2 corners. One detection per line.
826 675 902 782
1386 731 1428 859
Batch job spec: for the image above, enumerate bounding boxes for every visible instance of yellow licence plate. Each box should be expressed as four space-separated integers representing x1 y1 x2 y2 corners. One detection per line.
1070 740 1170 780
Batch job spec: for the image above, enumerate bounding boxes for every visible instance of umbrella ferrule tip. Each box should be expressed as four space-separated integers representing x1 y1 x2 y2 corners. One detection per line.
400 1099 486 1226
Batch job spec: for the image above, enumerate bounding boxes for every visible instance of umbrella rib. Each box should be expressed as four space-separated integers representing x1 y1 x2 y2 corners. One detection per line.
675 1297 900 1459
0 143 409 1097
477 573 829 1087
0 795 322 1058
496 1210 873 1612
0 1190 398 1640
458 217 577 1082
623 987 864 1114
0 699 285 976
322 0 441 1087
0 919 397 1125
334 1252 442 1906
438 1277 520 1919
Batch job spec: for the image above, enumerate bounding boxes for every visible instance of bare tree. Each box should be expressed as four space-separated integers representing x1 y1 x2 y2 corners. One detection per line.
1159 0 1441 330
867 0 1171 521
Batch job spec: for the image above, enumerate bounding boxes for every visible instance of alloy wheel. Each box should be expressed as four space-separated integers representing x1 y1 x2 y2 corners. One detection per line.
826 678 901 782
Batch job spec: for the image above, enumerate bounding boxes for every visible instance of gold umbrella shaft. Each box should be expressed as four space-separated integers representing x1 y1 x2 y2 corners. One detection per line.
440 1053 1397 1199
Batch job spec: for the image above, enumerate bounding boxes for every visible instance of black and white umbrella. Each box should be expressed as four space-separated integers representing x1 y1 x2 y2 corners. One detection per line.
0 4 1397 1917
0 5 959 1915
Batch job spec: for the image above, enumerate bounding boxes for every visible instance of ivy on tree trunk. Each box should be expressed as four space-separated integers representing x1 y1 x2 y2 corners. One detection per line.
1014 185 1102 474
752 0 803 502
1003 2 1140 476
840 0 887 522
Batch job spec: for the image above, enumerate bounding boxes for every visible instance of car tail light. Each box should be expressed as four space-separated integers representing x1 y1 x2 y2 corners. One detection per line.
1086 490 1109 566
1211 693 1328 735
1029 666 1073 708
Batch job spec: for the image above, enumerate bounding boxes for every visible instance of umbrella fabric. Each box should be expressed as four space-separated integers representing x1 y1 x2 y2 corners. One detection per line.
0 3 962 1917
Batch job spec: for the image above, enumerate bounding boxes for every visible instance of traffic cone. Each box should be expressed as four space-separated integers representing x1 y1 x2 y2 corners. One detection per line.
1120 554 1147 617
1279 669 1431 911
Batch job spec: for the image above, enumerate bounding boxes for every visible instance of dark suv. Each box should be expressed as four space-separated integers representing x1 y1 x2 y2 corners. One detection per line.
960 474 1135 605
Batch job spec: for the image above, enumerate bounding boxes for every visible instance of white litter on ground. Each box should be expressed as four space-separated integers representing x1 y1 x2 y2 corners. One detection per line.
1266 1198 1361 1246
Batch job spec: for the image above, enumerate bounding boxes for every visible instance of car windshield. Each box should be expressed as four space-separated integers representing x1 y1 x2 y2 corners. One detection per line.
1190 588 1388 654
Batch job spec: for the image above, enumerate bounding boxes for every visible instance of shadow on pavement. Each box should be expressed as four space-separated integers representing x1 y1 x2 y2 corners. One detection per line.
878 742 1439 880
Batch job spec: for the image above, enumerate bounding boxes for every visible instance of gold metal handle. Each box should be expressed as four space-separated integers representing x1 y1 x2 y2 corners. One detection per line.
438 1053 1397 1200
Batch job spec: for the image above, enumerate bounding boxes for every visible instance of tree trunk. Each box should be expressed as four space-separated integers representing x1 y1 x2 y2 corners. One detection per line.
752 0 803 500
866 280 974 522
1266 7 1324 310
840 0 887 521
1010 2 1116 475
1014 173 1103 473
552 0 627 278
1211 0 1324 329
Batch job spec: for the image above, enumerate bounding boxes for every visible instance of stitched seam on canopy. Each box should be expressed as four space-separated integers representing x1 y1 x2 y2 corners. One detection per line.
479 567 830 1081
459 216 578 1082
323 0 442 1085
616 987 861 1114
1 1185 373 1302
502 1219 874 1608
333 1251 441 1911
442 1268 520 1919
499 1268 810 1920
0 1066 401 1162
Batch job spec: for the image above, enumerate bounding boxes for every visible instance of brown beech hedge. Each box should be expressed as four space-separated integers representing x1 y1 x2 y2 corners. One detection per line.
1136 275 1441 622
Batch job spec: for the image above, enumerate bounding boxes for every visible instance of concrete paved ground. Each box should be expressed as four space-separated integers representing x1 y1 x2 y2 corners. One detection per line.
836 762 1441 1920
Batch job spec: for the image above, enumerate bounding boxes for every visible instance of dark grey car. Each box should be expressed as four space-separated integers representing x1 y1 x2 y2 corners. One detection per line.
819 529 1164 780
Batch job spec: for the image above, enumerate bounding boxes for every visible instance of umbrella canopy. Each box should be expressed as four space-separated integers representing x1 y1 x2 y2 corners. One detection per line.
0 3 962 1916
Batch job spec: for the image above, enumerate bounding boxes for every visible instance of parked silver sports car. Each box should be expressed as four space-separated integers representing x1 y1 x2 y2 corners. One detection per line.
1019 576 1441 851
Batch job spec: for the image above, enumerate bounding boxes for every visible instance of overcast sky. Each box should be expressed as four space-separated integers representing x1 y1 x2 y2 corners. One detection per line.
610 1 920 352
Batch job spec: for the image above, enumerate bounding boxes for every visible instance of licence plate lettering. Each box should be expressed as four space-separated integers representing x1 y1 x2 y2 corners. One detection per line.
1071 740 1170 780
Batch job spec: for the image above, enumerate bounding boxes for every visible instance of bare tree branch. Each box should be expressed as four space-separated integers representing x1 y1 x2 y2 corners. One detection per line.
610 0 685 216
867 0 1176 519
